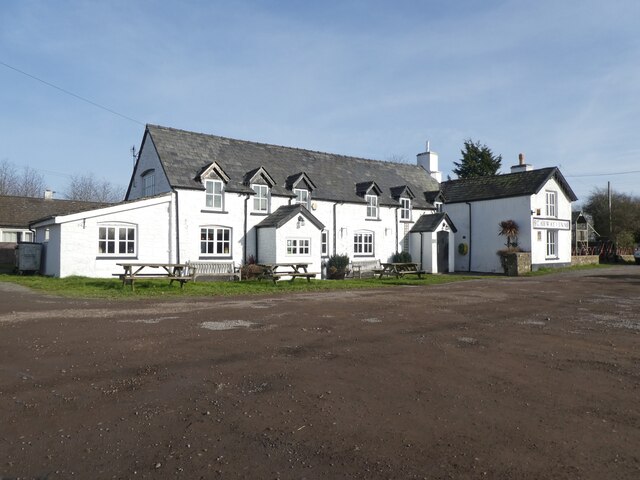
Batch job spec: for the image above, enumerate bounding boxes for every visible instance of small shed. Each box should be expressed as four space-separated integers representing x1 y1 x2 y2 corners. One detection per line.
409 213 457 273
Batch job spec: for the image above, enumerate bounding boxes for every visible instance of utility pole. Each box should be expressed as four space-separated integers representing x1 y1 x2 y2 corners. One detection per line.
608 181 612 239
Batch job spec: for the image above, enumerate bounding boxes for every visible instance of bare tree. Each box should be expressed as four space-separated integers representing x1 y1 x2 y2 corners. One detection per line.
64 173 124 203
0 159 46 197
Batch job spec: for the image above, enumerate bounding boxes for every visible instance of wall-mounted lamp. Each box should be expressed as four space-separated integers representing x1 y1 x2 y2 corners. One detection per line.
296 215 305 229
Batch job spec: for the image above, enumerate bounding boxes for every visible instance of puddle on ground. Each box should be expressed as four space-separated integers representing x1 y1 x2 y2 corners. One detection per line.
200 320 258 331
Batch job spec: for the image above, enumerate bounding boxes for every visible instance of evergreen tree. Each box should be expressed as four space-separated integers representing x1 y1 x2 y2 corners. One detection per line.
453 139 502 178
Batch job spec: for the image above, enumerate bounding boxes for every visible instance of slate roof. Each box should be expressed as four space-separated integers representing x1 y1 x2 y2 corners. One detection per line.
143 125 441 208
255 204 325 230
440 167 578 204
0 195 110 229
409 212 457 233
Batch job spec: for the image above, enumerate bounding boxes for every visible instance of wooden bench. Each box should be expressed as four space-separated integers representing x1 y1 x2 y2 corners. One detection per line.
186 261 241 281
349 259 381 278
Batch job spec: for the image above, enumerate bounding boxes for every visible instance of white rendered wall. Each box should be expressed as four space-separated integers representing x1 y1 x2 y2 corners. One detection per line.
274 216 322 273
445 196 532 273
257 228 276 264
43 197 173 278
36 225 61 276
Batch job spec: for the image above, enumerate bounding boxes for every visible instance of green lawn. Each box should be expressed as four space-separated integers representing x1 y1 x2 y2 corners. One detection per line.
0 273 481 299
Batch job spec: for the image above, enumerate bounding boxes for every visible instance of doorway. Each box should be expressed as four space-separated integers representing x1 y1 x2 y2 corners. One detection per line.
437 231 449 273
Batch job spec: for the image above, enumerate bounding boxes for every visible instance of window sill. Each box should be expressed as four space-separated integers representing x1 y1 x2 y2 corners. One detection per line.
96 256 138 260
354 254 374 258
199 255 232 260
201 209 228 214
399 219 413 223
365 218 381 222
250 212 269 216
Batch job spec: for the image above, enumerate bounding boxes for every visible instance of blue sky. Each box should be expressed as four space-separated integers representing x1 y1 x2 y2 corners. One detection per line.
2 0 639 205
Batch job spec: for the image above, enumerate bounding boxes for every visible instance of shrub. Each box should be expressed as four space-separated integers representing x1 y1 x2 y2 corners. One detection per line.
392 251 412 263
327 254 350 280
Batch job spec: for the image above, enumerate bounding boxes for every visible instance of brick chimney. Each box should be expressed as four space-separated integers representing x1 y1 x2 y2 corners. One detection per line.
510 153 533 173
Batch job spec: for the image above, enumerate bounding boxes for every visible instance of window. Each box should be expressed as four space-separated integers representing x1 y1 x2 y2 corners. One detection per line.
205 180 224 210
435 202 443 213
252 184 269 212
546 230 557 258
546 191 557 217
366 194 378 219
354 231 374 256
142 171 155 196
98 225 136 256
321 230 329 256
1 230 31 242
287 238 310 255
200 226 231 256
294 189 310 208
400 198 411 220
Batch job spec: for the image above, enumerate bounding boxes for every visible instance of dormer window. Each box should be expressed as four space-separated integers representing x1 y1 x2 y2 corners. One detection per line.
252 184 270 212
294 188 310 208
400 198 411 221
546 191 557 217
205 179 224 210
366 194 378 219
142 170 155 197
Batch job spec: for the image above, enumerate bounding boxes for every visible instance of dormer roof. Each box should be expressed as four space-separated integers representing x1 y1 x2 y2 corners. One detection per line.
285 172 317 192
244 166 276 187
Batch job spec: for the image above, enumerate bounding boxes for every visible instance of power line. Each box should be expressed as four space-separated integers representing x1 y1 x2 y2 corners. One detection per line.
0 60 144 126
566 170 640 178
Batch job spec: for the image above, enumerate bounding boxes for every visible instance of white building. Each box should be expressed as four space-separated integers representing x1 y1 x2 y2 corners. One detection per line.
31 127 576 278
33 125 449 277
441 155 578 273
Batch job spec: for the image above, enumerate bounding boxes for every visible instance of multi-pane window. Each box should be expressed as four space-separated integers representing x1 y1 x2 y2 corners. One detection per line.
546 191 557 217
142 172 155 196
354 231 374 255
321 230 328 256
287 238 310 255
400 198 411 220
200 227 231 256
294 189 310 208
98 226 136 256
252 184 269 212
546 230 557 257
205 180 224 210
366 195 378 219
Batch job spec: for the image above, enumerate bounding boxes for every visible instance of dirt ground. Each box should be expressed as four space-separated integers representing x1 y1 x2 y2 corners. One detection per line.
1 267 639 480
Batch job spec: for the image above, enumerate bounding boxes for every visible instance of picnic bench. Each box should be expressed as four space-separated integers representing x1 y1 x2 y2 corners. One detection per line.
373 262 425 279
115 263 195 291
258 263 319 284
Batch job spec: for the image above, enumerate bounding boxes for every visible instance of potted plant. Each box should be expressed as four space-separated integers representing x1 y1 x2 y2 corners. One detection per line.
326 254 350 280
497 220 525 275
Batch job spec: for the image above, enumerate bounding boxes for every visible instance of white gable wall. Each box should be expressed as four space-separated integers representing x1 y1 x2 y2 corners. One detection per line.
273 217 322 273
127 134 172 200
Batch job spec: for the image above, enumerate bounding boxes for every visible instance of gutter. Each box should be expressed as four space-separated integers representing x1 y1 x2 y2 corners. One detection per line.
466 201 472 272
243 194 249 263
175 190 181 264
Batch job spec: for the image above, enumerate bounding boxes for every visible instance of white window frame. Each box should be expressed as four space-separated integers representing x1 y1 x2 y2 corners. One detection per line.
546 230 558 258
545 191 557 218
366 194 378 219
294 188 310 208
200 226 231 257
205 179 224 210
321 230 329 256
1 230 33 242
354 230 374 256
400 198 411 221
142 171 155 196
98 224 136 257
252 184 270 213
286 238 310 256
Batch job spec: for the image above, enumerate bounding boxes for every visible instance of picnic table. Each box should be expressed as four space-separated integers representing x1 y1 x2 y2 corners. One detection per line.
373 262 425 279
258 263 318 284
115 262 194 290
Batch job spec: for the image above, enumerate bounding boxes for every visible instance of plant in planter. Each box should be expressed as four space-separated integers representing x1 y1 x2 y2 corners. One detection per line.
497 220 523 274
240 255 264 280
326 254 350 280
